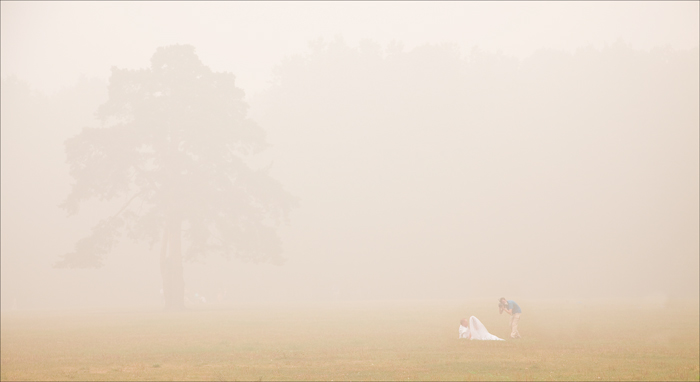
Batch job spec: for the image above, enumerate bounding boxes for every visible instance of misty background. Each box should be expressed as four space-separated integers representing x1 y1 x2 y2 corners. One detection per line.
1 2 698 310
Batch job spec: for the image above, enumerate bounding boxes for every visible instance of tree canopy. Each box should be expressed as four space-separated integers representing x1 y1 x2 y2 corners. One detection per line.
58 45 297 271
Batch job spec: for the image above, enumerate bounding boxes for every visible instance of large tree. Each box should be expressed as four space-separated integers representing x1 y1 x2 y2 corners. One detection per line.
57 45 297 309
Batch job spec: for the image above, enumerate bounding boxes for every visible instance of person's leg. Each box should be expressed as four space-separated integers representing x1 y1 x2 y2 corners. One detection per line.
511 313 521 338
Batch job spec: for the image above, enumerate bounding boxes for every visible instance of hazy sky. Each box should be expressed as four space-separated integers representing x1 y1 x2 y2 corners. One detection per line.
1 1 698 309
2 1 698 96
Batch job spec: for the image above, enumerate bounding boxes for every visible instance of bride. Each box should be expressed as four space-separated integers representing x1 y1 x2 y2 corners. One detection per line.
459 316 504 340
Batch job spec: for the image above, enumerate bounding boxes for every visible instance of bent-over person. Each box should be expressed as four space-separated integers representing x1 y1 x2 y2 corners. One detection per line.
499 297 522 339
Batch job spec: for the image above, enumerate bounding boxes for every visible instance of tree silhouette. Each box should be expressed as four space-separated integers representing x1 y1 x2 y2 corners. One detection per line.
57 45 297 309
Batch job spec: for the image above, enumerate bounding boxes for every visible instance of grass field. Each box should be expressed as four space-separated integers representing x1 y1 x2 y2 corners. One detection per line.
1 299 698 381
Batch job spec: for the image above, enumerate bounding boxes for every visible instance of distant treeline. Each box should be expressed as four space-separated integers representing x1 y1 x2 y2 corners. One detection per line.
1 39 698 308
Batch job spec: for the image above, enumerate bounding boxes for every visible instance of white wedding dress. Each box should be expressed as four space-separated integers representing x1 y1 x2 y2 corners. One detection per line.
458 316 504 341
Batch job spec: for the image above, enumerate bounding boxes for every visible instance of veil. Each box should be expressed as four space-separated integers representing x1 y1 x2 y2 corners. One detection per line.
468 316 504 341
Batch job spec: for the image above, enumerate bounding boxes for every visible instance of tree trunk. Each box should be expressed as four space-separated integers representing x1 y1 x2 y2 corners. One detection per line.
159 227 171 307
160 219 185 310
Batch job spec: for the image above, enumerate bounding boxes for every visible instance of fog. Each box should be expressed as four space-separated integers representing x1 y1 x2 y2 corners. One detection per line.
1 2 698 311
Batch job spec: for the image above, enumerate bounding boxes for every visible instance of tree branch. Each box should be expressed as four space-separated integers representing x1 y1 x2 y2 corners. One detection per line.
108 191 143 222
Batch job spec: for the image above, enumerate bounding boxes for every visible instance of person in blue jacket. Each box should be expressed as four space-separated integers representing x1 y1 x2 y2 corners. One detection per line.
499 297 522 338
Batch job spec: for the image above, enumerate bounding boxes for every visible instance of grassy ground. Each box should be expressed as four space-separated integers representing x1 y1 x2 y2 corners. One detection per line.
1 299 698 381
